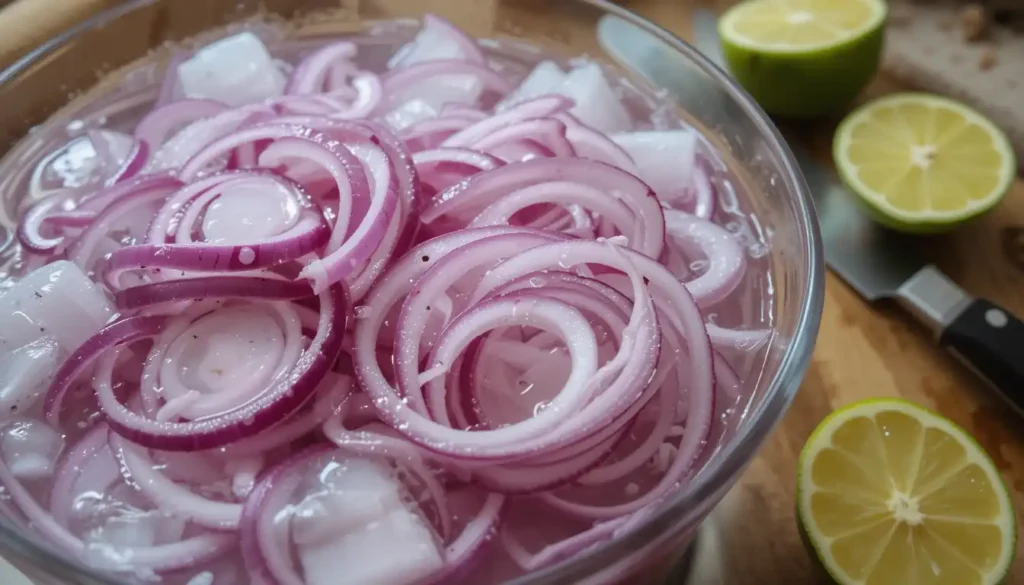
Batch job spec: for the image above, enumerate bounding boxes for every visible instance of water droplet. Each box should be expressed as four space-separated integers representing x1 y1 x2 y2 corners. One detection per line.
747 243 768 258
353 305 372 320
237 247 256 265
688 260 709 275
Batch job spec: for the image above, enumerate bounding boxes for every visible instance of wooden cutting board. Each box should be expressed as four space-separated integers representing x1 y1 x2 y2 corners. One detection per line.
885 0 1024 169
0 1 1021 584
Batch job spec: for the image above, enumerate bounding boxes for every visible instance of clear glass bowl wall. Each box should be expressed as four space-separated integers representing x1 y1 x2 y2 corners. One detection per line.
0 0 823 583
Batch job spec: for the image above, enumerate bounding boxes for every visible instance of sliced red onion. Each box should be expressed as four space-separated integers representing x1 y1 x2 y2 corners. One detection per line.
423 158 664 259
239 444 331 585
112 434 242 529
100 285 346 451
43 316 167 427
412 147 502 172
394 232 563 399
86 130 135 173
17 192 74 254
440 103 487 120
663 208 745 308
382 59 513 108
472 117 574 161
140 301 302 421
49 424 117 529
413 148 503 201
276 118 420 296
355 232 669 462
286 42 358 94
105 140 149 185
155 52 188 107
223 373 353 459
440 96 572 149
65 175 183 270
114 276 312 311
46 285 346 451
419 491 504 585
148 104 276 172
401 116 475 152
706 323 772 352
278 74 383 120
104 207 329 282
556 113 636 171
692 154 717 220
261 137 395 292
134 99 228 150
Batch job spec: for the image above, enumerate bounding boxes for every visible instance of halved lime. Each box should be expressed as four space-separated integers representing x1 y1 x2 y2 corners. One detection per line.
834 93 1016 233
719 0 887 118
798 398 1017 585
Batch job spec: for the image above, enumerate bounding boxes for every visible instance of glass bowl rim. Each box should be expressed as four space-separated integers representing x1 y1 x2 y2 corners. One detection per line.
0 0 825 583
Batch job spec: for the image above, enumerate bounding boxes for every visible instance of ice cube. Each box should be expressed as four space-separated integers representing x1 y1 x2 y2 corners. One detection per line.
559 63 632 134
496 61 567 110
0 260 114 355
384 99 441 131
612 130 698 201
388 14 479 69
0 337 60 420
177 32 286 107
291 458 443 585
298 509 443 585
1 418 63 479
291 459 405 545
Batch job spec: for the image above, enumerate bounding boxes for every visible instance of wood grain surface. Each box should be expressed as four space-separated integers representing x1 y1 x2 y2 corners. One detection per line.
0 0 1021 583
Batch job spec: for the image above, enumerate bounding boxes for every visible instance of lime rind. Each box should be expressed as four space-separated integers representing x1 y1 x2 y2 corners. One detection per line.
833 93 1017 231
796 398 1017 585
718 0 887 118
719 0 888 54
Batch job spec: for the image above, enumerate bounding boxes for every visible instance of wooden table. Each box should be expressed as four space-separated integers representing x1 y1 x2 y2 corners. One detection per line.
0 0 1021 583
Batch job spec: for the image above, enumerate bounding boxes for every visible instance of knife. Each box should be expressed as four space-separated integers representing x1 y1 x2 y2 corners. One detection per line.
597 10 1024 412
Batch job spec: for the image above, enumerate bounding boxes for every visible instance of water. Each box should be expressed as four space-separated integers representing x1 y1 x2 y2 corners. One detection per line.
0 17 774 585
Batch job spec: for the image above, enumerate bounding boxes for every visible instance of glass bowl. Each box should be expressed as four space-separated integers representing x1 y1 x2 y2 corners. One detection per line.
0 0 824 583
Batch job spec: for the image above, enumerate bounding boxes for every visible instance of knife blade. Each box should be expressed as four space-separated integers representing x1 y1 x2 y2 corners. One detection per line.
597 9 1024 412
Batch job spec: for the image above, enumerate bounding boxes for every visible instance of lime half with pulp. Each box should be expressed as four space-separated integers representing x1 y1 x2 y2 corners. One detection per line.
833 93 1016 233
719 0 888 118
798 398 1017 585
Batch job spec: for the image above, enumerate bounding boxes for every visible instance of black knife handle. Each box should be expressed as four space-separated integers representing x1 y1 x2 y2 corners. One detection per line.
939 299 1024 412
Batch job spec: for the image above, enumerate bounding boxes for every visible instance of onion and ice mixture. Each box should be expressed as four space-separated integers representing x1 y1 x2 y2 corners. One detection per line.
0 15 773 585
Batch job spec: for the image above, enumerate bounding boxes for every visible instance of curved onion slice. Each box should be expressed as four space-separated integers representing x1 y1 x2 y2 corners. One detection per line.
45 284 348 451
